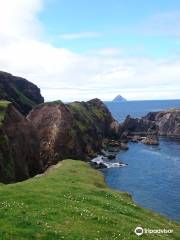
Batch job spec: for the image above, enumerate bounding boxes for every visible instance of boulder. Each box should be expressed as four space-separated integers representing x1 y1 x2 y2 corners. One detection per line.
141 134 159 145
120 143 129 150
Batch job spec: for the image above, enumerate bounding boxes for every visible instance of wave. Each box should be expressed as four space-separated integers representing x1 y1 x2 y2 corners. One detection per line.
91 156 128 168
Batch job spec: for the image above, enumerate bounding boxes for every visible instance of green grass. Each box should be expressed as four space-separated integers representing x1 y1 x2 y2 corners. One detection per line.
67 102 106 133
0 100 10 124
40 100 63 107
0 160 179 240
10 83 36 108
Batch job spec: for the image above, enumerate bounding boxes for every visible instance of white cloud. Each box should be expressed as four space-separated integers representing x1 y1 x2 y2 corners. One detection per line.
91 48 123 57
0 0 43 38
0 2 179 102
59 32 101 40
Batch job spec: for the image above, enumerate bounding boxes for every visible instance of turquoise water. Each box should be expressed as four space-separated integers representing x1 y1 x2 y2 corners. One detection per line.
104 100 180 222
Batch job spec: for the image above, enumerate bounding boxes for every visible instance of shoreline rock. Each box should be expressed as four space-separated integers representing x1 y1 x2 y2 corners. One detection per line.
143 109 180 138
121 115 160 145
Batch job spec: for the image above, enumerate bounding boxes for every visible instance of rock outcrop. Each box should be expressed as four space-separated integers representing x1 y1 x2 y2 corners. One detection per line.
0 101 43 183
121 108 180 143
143 109 180 138
141 133 159 145
120 115 159 145
28 99 122 169
0 71 44 115
121 115 158 136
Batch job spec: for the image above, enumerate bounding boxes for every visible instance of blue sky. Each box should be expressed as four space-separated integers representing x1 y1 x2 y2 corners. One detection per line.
0 0 180 101
39 0 180 57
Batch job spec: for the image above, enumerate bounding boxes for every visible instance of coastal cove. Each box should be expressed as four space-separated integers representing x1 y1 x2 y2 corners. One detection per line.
0 71 179 239
102 100 180 222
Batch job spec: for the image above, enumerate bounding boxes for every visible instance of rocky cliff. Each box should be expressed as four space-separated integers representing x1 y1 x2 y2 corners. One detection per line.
0 101 43 183
121 108 180 143
120 115 159 145
121 115 158 136
143 109 180 138
0 71 44 115
28 99 121 169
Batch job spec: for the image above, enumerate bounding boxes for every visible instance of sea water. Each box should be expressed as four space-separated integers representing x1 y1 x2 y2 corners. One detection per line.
103 100 180 222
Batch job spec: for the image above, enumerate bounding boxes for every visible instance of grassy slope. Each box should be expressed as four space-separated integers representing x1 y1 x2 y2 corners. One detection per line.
0 160 179 240
0 100 10 124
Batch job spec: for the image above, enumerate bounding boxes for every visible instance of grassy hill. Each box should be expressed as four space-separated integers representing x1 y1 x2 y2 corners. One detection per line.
0 160 179 240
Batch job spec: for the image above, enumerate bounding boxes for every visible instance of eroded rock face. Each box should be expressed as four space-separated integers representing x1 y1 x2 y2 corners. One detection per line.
28 99 122 169
0 71 44 115
121 109 180 143
120 115 159 145
121 115 158 136
143 110 180 138
0 103 43 183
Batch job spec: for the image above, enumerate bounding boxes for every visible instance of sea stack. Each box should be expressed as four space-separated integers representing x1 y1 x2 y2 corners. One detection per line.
113 95 127 102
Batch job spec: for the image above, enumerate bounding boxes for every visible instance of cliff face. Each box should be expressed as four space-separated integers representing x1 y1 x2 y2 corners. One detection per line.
28 99 121 169
144 109 180 138
120 115 159 145
0 71 44 115
121 109 180 141
0 101 43 183
121 115 158 136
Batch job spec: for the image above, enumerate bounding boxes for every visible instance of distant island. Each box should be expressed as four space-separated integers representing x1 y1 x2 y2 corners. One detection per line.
113 95 127 102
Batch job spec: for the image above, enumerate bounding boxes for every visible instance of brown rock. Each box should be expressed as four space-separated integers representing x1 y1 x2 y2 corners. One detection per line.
144 109 180 138
28 99 122 169
141 134 159 145
0 102 43 183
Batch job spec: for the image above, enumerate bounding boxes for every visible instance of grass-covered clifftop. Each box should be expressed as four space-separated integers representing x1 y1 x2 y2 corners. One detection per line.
0 160 179 240
0 71 44 115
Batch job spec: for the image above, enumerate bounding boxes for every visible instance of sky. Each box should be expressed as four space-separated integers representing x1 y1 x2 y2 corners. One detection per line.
0 0 180 101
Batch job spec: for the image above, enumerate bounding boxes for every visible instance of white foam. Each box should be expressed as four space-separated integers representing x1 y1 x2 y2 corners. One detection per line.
91 156 127 168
